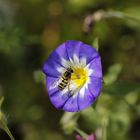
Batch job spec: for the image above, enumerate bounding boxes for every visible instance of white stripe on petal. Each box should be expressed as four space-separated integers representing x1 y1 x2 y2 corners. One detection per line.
69 58 74 66
72 93 78 99
73 54 79 65
86 64 94 76
88 69 93 76
79 86 86 98
84 82 88 89
69 81 77 90
61 58 71 68
80 57 87 67
57 67 65 73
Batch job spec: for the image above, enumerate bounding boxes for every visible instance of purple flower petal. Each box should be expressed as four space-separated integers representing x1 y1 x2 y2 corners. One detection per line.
49 91 70 109
63 94 79 112
43 42 69 77
46 76 59 96
66 40 99 64
78 88 96 111
65 40 82 60
88 76 102 97
88 56 102 78
46 76 70 109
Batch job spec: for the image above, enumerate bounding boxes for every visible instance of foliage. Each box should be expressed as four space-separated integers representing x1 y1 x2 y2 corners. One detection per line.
0 0 140 140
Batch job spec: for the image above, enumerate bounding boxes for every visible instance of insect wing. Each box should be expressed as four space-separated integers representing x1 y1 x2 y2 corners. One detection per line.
50 77 61 90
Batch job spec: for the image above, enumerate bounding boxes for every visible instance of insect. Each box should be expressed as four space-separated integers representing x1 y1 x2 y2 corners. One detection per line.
58 67 74 90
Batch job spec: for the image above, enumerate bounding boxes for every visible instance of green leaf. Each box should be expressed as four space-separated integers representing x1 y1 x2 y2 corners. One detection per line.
103 64 122 85
33 70 45 84
124 6 140 22
92 37 99 51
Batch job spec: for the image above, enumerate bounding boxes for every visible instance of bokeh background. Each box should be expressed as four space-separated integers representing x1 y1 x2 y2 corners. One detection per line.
0 0 140 140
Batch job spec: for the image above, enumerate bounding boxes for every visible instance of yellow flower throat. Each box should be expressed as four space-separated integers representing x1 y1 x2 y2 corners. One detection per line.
71 67 88 88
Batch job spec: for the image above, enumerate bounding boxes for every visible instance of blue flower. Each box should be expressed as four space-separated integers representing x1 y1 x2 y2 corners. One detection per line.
43 40 102 112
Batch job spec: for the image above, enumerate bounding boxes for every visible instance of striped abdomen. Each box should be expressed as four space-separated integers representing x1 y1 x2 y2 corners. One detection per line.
58 77 69 90
58 68 73 90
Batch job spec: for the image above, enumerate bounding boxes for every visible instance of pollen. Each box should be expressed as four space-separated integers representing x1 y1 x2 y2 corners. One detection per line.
71 67 88 88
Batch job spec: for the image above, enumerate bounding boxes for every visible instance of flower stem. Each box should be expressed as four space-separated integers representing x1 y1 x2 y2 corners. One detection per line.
1 120 15 140
93 10 140 23
102 118 108 140
0 97 15 140
74 127 88 139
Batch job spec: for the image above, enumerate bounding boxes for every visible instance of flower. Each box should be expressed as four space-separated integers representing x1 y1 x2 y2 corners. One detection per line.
43 40 102 112
76 134 95 140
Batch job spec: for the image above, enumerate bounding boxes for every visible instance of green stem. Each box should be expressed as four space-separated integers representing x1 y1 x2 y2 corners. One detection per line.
93 10 140 23
0 97 4 108
102 125 107 140
106 11 140 22
74 127 88 139
0 97 15 140
102 118 108 140
1 121 15 140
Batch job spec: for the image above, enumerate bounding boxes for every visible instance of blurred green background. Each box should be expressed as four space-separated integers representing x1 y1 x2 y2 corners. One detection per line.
0 0 140 140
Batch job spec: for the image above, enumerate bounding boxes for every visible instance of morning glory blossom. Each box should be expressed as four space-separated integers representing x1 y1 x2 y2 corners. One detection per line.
43 40 102 112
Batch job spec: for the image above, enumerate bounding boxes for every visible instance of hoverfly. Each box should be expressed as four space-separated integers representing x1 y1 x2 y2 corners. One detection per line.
58 67 73 90
50 67 74 91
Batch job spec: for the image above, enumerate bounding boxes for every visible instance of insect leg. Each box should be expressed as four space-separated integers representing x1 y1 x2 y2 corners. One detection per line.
67 80 73 97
